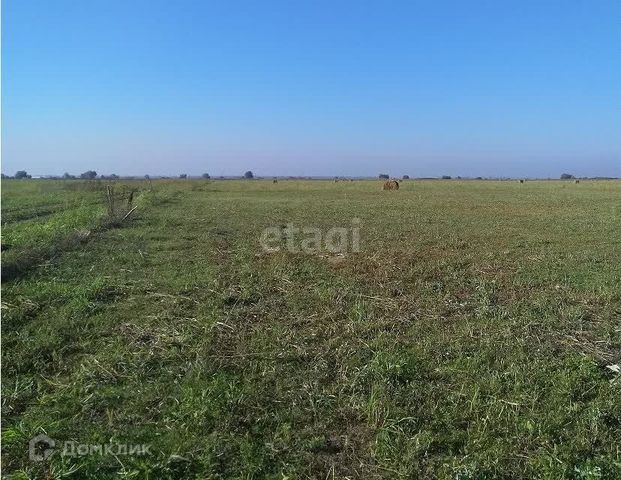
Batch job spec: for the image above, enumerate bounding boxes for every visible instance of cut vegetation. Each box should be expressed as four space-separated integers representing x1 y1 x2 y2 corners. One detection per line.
2 179 620 479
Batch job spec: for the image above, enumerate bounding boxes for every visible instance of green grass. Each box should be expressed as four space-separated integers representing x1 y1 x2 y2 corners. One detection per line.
2 179 620 479
1 179 142 280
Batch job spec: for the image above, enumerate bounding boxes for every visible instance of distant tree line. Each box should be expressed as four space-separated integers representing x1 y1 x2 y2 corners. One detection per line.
1 171 33 179
2 170 246 179
0 170 124 179
0 170 599 181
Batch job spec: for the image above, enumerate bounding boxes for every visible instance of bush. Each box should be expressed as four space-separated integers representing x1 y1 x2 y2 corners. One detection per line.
80 170 97 179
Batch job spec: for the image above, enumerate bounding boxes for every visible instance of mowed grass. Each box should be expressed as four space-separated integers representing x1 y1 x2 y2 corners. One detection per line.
1 179 620 479
1 180 105 247
1 180 141 280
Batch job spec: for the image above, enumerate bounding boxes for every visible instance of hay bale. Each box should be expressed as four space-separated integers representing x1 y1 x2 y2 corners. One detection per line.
382 180 400 190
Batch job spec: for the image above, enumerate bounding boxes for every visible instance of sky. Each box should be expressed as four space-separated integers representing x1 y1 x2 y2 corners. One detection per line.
2 0 620 178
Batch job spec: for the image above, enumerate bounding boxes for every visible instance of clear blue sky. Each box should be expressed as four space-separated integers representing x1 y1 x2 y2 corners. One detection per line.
3 0 620 177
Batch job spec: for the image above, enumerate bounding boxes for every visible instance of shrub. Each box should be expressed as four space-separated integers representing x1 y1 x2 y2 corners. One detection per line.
80 170 97 179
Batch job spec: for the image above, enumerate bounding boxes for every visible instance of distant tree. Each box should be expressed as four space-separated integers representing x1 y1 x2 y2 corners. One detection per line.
379 173 389 179
109 173 120 179
560 173 575 180
179 173 188 179
15 170 31 179
80 170 97 179
402 175 410 180
62 172 76 179
1 173 7 179
244 171 254 179
202 173 210 179
441 175 452 180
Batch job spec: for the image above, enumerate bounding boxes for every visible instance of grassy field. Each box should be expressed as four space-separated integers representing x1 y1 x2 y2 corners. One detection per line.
2 178 620 479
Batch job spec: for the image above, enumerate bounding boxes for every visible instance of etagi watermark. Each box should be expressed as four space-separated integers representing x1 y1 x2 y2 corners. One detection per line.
260 218 361 254
29 434 151 462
